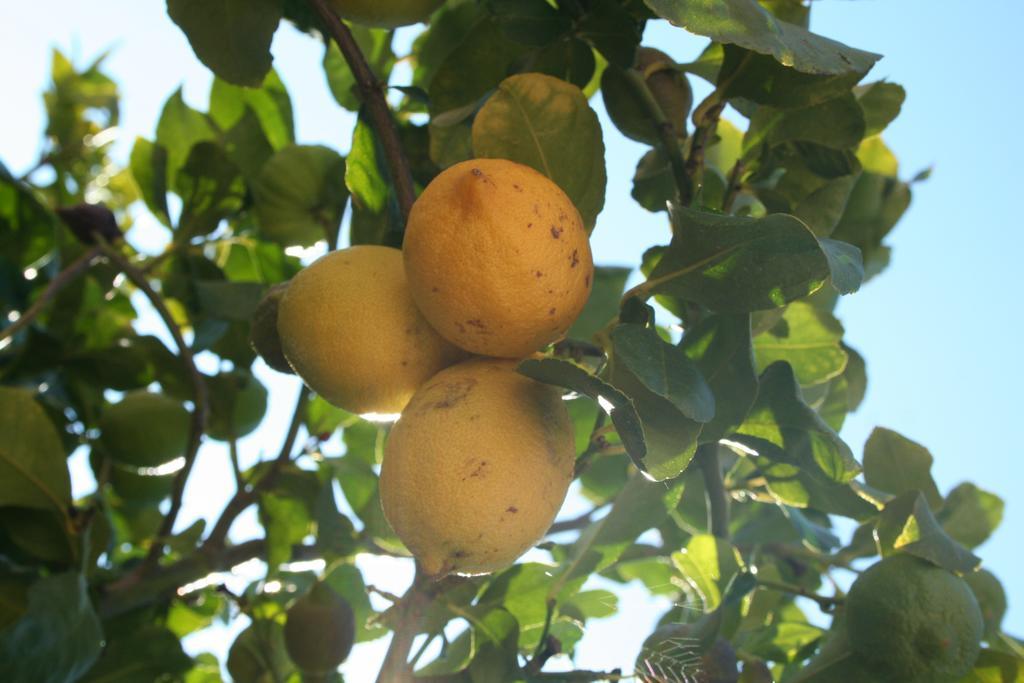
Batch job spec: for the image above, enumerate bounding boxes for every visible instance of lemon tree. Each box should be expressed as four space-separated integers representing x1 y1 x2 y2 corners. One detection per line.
0 1 1019 682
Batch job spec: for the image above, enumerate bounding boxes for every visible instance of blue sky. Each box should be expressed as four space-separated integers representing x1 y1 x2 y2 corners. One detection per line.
2 0 1021 677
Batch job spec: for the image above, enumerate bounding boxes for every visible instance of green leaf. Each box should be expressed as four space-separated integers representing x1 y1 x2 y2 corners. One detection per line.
209 69 294 150
129 138 171 226
741 621 825 663
0 387 71 513
82 625 192 682
747 94 866 152
832 172 911 281
175 142 245 239
640 205 843 312
576 0 643 67
855 81 906 137
862 427 942 510
875 491 980 573
417 624 474 676
611 323 715 423
818 238 864 294
346 116 389 213
791 176 858 237
253 144 349 246
472 72 606 232
517 357 646 469
564 590 619 619
0 573 103 683
960 650 1024 683
467 609 519 683
167 0 282 87
155 89 217 189
568 265 630 340
324 26 395 111
194 280 265 322
937 483 1004 550
718 46 867 109
753 302 848 386
644 1 879 75
632 147 677 213
486 0 571 46
257 464 319 570
671 534 745 612
550 474 684 599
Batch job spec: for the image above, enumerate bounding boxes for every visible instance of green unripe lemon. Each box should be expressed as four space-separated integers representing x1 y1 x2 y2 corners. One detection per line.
964 568 1007 637
328 0 445 28
206 370 269 441
249 283 294 374
283 582 356 675
227 620 294 683
635 623 738 683
98 391 190 468
846 554 984 683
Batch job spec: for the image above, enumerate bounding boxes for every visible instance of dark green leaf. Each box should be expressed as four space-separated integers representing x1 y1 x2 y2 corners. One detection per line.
746 94 866 152
681 314 758 442
718 46 867 109
577 0 643 67
472 72 606 232
253 144 349 246
568 265 630 340
167 0 282 87
832 172 911 281
427 15 523 114
841 343 867 412
0 387 71 513
640 205 834 312
753 302 847 386
862 427 942 510
194 280 265 322
129 138 171 226
517 357 646 469
937 483 1004 550
0 573 103 683
155 89 217 188
175 142 245 239
486 0 571 46
346 116 389 213
611 323 715 423
323 563 387 643
82 625 192 682
875 491 980 573
792 176 858 237
855 81 905 137
644 1 879 75
632 147 677 213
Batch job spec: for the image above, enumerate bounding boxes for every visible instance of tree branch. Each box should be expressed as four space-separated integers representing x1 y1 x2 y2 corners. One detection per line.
377 569 434 683
98 242 209 576
757 579 844 612
0 245 101 343
306 0 417 222
695 443 729 539
529 669 626 682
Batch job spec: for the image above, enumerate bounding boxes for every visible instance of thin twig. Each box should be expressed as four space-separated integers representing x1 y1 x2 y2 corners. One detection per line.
546 505 608 536
204 388 308 551
684 100 725 203
525 599 558 675
306 0 416 222
377 569 433 683
722 159 746 213
529 669 626 682
695 444 729 539
572 410 608 478
757 579 844 612
99 241 209 576
0 245 101 343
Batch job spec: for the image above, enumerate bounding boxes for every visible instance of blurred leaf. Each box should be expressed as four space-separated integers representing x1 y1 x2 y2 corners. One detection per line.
167 0 282 87
682 314 757 443
632 147 677 212
855 81 905 137
486 0 570 46
832 172 911 281
314 474 358 558
324 26 395 111
0 573 103 683
225 619 294 683
643 0 879 75
876 491 980 573
322 562 387 643
82 624 192 682
568 265 630 340
741 621 824 663
175 142 245 239
841 343 867 412
960 650 1024 683
467 608 519 683
257 464 319 570
517 357 646 469
641 206 849 312
155 89 216 189
862 427 942 510
612 323 715 423
128 138 171 226
747 94 865 154
577 0 643 67
253 144 348 247
753 302 847 386
0 387 71 513
346 116 389 213
937 482 1004 550
209 70 294 150
473 72 606 232
194 280 265 322
965 569 1007 640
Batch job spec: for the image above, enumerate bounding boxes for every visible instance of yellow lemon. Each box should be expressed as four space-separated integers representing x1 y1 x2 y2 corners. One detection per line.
403 158 594 358
277 245 464 416
328 0 444 28
380 358 574 576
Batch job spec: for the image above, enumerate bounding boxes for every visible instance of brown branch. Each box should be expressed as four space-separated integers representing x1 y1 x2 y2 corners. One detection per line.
722 159 746 213
757 579 844 612
98 242 209 576
0 245 101 343
306 0 416 222
546 505 607 536
377 569 434 683
684 99 725 201
695 444 729 539
204 387 308 551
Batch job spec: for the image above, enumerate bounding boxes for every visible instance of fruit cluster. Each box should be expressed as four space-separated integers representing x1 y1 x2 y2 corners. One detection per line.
265 158 594 577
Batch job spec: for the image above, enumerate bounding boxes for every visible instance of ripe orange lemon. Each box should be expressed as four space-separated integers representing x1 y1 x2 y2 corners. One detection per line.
276 246 464 416
403 159 594 358
328 0 444 28
380 358 575 576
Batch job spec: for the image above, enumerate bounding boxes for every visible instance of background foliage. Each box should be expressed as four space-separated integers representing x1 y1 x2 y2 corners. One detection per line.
0 0 1019 681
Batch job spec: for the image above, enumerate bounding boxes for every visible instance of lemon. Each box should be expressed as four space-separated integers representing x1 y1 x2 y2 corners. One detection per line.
380 358 574 576
206 370 268 441
846 554 983 683
283 582 355 675
98 391 190 468
276 246 464 416
249 283 294 374
403 158 594 358
328 0 444 28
